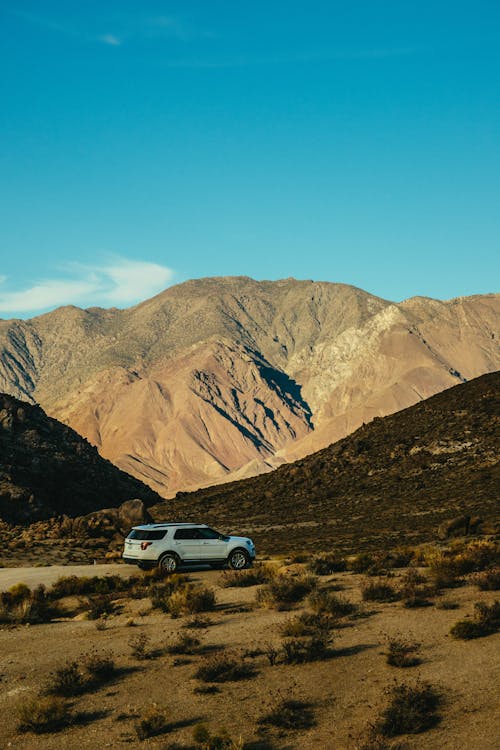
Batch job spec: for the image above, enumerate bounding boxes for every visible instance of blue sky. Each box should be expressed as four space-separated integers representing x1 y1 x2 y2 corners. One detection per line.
0 1 499 317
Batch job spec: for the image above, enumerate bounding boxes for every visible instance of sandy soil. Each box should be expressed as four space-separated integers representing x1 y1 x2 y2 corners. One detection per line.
0 566 498 750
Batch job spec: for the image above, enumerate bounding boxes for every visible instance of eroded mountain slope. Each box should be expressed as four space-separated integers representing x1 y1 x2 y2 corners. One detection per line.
0 277 498 495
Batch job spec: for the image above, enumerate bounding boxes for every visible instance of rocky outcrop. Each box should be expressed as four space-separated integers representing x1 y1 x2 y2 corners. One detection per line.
0 393 161 523
0 278 498 496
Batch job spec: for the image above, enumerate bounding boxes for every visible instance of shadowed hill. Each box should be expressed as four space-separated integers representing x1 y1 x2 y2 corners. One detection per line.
155 371 500 554
0 393 161 524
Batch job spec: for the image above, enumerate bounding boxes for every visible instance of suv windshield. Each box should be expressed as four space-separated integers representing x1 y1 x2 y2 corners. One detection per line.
128 529 167 541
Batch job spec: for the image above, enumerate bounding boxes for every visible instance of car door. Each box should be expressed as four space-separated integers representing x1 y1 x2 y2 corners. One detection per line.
197 527 229 561
172 528 203 560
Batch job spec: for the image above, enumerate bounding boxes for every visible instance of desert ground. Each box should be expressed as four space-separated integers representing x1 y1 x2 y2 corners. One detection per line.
0 553 498 750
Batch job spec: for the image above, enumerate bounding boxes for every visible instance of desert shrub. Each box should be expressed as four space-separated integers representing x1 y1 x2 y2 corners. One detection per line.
256 574 317 609
382 547 416 569
361 580 399 602
46 661 86 697
258 693 316 730
452 540 499 574
436 599 459 610
281 632 331 663
450 600 500 639
17 696 72 733
475 568 500 591
0 584 58 624
167 633 202 655
192 723 244 749
280 611 336 637
399 569 434 608
134 705 170 740
86 594 116 620
375 682 441 736
5 582 31 604
475 600 500 627
220 563 277 588
49 574 124 599
129 631 153 660
308 590 358 617
166 585 216 618
348 553 376 574
195 653 256 683
427 554 461 589
149 575 192 610
183 615 213 629
82 650 116 682
308 552 347 575
386 637 421 667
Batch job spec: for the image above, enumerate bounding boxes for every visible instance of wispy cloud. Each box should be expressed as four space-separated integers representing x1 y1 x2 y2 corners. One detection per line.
7 7 198 47
98 33 122 47
0 257 174 317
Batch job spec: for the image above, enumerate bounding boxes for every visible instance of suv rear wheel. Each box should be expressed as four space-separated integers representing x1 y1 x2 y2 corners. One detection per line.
227 548 249 570
158 552 179 573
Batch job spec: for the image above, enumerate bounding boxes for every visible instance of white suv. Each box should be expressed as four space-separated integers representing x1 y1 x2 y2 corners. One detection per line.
122 523 256 572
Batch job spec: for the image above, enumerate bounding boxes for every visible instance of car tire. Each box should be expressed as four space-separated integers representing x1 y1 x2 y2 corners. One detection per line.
227 548 250 570
158 552 180 573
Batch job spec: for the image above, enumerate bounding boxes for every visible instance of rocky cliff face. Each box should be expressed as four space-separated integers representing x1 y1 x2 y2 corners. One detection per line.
0 277 498 496
0 393 161 523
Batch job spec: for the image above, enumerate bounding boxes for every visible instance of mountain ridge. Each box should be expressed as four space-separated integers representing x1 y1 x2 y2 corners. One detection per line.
0 277 498 496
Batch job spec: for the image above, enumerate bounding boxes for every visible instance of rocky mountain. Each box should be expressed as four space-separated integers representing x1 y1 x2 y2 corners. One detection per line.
0 392 161 523
0 277 498 496
157 371 500 554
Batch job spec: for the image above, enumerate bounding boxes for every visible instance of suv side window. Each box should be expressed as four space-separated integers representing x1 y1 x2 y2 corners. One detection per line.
128 530 167 541
197 528 221 539
174 528 201 540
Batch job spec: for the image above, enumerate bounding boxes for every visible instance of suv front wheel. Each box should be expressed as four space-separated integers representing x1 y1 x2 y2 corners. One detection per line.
158 552 180 573
227 548 250 570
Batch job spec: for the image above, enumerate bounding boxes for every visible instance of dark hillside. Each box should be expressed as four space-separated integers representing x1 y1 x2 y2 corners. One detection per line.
156 371 500 554
0 393 161 523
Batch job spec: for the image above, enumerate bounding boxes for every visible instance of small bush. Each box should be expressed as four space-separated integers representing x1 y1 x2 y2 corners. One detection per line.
82 650 116 682
0 584 58 624
46 661 86 697
184 615 212 629
129 631 152 660
280 611 336 637
308 553 346 575
258 693 316 730
6 582 31 604
475 568 500 591
86 594 116 620
386 637 420 667
167 585 216 618
49 574 124 599
167 633 202 655
192 723 244 749
256 574 317 609
348 552 376 574
375 682 441 736
308 590 357 617
149 575 191 611
399 569 434 608
195 653 256 683
220 564 276 587
450 600 500 639
18 696 72 733
134 705 170 740
281 632 331 663
362 580 399 603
